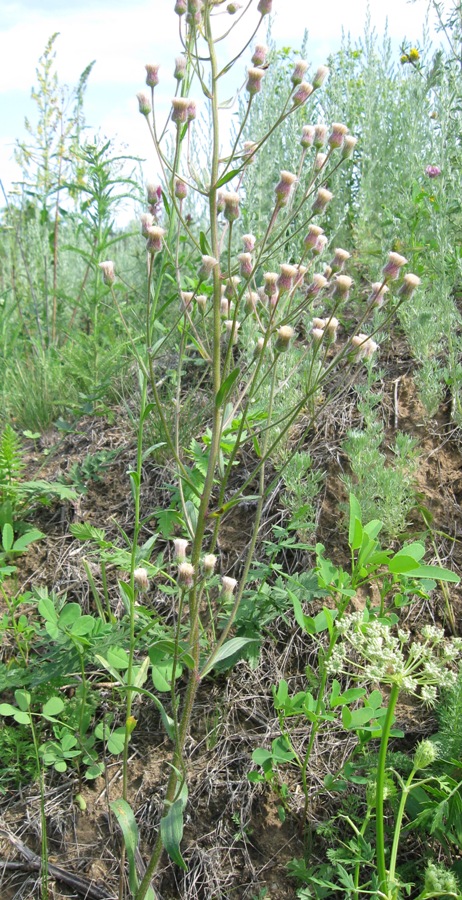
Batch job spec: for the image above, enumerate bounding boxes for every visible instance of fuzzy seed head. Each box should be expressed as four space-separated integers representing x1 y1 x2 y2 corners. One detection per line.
146 225 166 255
202 553 217 575
328 122 349 149
277 263 298 294
342 134 357 159
330 247 350 273
134 567 149 591
174 56 186 80
382 251 408 282
303 224 324 249
399 273 421 299
314 152 327 171
196 294 207 312
306 274 328 296
275 170 297 206
140 212 154 237
312 187 333 214
312 234 328 256
332 274 353 300
178 561 195 589
222 575 238 596
99 260 115 285
238 252 253 277
368 282 389 307
225 276 240 299
242 233 256 253
223 191 240 222
275 325 294 352
352 333 378 360
314 123 328 148
199 255 219 280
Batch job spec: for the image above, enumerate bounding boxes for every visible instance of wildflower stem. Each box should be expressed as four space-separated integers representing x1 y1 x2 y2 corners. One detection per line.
376 682 400 894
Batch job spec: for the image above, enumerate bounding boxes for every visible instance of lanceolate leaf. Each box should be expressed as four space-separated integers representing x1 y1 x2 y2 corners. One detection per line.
160 796 188 870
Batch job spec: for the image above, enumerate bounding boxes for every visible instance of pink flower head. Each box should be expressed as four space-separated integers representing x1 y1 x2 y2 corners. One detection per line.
174 0 187 13
174 56 186 81
99 260 115 285
257 0 272 14
171 97 190 124
146 226 165 255
174 178 188 200
291 60 309 86
223 191 240 222
313 65 329 89
292 81 313 107
328 122 349 150
425 164 441 178
274 170 297 207
382 251 408 282
137 92 151 116
300 125 315 148
303 224 324 250
312 187 333 214
145 64 160 88
252 44 268 67
246 67 266 96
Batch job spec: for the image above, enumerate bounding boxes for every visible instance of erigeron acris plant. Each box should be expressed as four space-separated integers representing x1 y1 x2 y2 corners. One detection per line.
98 2 426 895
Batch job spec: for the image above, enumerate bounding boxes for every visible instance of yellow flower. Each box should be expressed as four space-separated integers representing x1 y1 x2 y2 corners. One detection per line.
409 47 420 62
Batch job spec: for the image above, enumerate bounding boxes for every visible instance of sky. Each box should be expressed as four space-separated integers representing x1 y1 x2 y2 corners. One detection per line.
0 0 437 217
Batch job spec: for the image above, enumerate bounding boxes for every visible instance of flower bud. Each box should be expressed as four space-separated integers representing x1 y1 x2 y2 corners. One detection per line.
246 67 266 96
323 265 332 281
425 164 441 178
292 81 313 107
312 327 324 342
252 44 268 67
291 60 308 86
242 233 256 253
313 65 329 89
224 319 240 344
382 251 408 282
196 294 207 312
171 97 190 124
174 178 188 200
243 141 258 162
187 100 197 121
312 317 327 329
263 272 279 300
328 122 349 150
137 92 152 116
227 1 242 12
99 260 115 285
293 265 308 288
342 135 357 159
277 263 298 295
314 152 327 171
238 252 253 277
223 191 240 222
325 316 339 342
174 0 187 12
174 56 186 81
330 247 350 274
202 553 217 575
134 567 149 592
173 538 189 562
300 125 315 148
147 182 162 205
314 124 328 148
199 255 219 280
413 739 438 770
178 561 195 589
216 191 226 213
305 274 328 297
146 225 166 254
332 274 353 300
399 273 421 299
181 291 194 309
351 333 378 360
275 170 297 207
145 64 160 88
312 187 333 214
368 282 389 307
245 290 259 312
220 297 230 317
312 234 328 256
275 325 294 353
303 224 324 249
225 276 240 299
257 0 272 14
140 212 154 237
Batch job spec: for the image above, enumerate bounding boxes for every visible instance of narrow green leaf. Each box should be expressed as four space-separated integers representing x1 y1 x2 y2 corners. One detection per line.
2 523 14 552
215 368 240 409
348 494 363 550
160 798 187 870
110 799 140 894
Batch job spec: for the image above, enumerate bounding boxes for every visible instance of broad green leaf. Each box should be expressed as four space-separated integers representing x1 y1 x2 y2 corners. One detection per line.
58 604 82 627
407 564 459 583
107 727 126 755
15 690 31 711
2 523 13 552
42 697 65 717
13 710 31 725
107 646 130 669
0 703 17 716
71 614 96 636
201 637 257 676
12 529 45 552
160 797 188 870
348 494 363 550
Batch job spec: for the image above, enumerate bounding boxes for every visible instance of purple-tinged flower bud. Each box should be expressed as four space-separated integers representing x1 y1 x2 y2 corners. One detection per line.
199 255 219 281
382 251 408 282
238 252 253 278
147 182 162 205
227 2 242 12
216 191 226 213
275 325 294 352
312 234 328 256
173 538 189 562
174 0 187 13
186 100 197 121
342 135 357 159
263 272 279 300
332 274 353 300
178 561 195 589
243 141 258 162
137 92 152 116
252 44 268 66
368 282 389 307
196 294 207 312
323 265 332 281
140 212 154 237
246 67 266 96
275 170 297 207
305 274 328 297
292 81 313 107
225 276 241 299
425 164 441 178
351 333 378 360
330 247 350 274
174 56 186 81
223 191 240 222
291 60 308 86
328 122 349 149
257 0 272 14
146 225 165 254
303 224 324 249
181 291 194 309
399 273 421 299
134 567 149 591
202 553 217 575
174 178 188 200
294 265 308 288
224 319 240 344
220 297 230 317
171 97 189 124
314 123 328 148
312 187 333 214
313 65 329 89
222 575 238 597
99 260 115 285
312 317 327 330
277 263 298 295
314 152 327 171
242 233 256 253
300 125 315 148
145 64 160 88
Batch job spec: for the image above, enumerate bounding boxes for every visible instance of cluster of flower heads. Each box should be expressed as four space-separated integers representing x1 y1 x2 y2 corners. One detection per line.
327 611 462 705
173 538 237 597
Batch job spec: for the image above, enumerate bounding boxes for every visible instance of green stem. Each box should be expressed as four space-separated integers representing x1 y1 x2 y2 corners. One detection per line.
376 682 400 895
